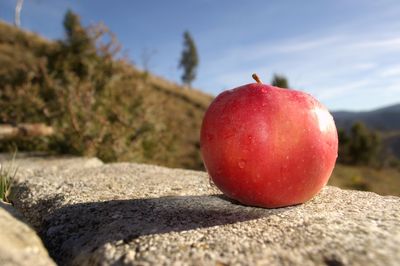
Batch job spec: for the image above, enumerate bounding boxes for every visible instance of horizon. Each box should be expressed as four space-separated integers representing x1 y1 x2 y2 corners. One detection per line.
1 0 400 111
332 102 400 113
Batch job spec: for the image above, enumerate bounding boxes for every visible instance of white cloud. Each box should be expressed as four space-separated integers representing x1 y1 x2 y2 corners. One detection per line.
200 28 400 109
353 37 400 50
209 35 341 68
314 79 372 101
379 65 400 78
352 62 376 71
383 83 400 93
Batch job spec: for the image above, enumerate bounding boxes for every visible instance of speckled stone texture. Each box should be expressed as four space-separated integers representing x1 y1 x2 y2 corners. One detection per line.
6 156 400 266
0 202 56 266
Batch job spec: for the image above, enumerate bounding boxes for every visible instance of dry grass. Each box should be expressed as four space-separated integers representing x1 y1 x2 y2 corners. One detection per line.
0 20 214 170
329 163 400 196
0 153 18 202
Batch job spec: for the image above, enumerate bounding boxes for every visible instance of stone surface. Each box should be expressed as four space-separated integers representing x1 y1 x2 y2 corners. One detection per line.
0 202 56 266
0 152 103 173
8 158 400 266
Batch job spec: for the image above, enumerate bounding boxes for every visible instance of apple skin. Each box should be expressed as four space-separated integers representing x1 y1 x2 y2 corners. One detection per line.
200 83 338 208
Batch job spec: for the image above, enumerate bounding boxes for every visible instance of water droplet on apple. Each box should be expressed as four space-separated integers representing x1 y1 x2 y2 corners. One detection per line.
238 160 246 169
246 135 253 145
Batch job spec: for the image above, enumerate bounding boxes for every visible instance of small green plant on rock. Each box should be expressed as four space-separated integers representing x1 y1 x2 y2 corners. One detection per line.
0 154 18 203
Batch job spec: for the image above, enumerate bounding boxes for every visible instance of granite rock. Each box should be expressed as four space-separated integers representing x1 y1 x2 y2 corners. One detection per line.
0 202 56 266
0 153 103 173
8 159 400 266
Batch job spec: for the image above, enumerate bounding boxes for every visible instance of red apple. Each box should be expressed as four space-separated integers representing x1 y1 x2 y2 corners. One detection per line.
200 74 338 208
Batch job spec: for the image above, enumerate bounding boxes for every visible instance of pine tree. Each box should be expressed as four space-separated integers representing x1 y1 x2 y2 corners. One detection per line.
271 74 289 89
60 10 97 79
63 10 93 53
179 31 199 87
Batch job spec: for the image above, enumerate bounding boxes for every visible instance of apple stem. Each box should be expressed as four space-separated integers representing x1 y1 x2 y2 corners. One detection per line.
252 73 263 84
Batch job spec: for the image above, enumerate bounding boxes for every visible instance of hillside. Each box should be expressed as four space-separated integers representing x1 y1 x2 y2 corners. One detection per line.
332 104 400 159
332 103 400 131
0 19 213 170
329 163 400 196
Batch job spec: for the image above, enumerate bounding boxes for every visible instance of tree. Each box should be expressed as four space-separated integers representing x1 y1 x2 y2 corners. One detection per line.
55 10 97 79
63 10 93 50
271 74 289 88
348 122 380 165
178 31 199 87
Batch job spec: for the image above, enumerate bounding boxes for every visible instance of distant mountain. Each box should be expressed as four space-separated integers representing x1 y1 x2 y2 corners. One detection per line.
332 103 400 159
332 103 400 131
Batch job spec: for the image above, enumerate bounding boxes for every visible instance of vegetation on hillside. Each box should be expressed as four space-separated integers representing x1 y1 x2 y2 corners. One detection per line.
0 12 212 170
336 121 399 168
335 122 400 195
329 164 400 196
338 122 381 165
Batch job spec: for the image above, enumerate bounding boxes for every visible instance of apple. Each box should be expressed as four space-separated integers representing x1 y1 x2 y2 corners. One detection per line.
200 74 338 208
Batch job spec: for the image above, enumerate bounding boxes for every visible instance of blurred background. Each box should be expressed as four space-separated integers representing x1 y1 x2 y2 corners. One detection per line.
0 0 399 195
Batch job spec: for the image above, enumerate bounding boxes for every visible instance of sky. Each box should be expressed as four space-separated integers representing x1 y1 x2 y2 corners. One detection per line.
1 0 400 111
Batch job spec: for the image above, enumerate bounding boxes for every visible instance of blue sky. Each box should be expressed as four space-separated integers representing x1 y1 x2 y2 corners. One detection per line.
1 0 400 111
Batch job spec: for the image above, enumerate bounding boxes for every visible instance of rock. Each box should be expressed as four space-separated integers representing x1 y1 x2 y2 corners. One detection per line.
0 153 103 173
9 160 400 266
0 202 56 266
